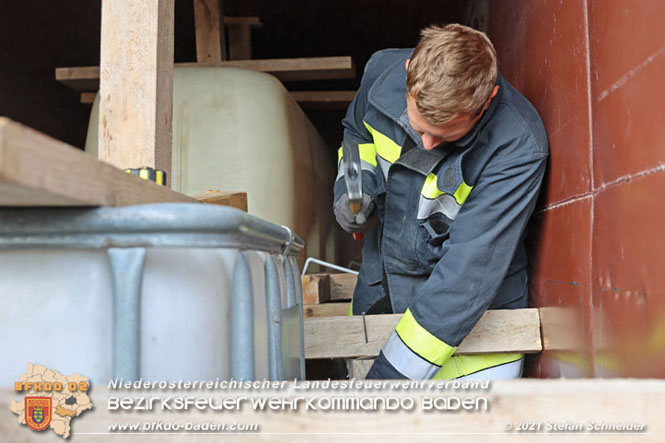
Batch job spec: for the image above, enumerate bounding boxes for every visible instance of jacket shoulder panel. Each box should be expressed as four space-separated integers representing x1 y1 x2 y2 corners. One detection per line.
364 48 412 79
496 80 549 158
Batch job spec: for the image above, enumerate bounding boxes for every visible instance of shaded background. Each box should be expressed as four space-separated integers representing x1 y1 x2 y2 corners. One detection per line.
2 0 664 378
492 0 665 378
0 0 470 149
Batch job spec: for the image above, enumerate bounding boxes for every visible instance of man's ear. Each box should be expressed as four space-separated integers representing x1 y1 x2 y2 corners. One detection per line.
405 58 410 72
483 85 500 111
490 85 499 99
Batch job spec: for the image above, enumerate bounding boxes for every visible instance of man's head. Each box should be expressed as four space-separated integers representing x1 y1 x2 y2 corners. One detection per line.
406 24 499 149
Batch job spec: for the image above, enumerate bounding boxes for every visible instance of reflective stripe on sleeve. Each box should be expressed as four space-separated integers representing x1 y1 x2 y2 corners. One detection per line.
433 353 524 380
336 159 379 181
336 144 378 180
382 331 441 379
394 308 456 366
337 144 378 167
363 122 401 164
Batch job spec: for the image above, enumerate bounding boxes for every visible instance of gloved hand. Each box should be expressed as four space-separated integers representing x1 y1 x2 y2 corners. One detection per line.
334 194 375 233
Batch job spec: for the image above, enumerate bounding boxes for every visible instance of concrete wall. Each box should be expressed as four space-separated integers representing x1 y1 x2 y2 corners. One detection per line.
491 0 665 377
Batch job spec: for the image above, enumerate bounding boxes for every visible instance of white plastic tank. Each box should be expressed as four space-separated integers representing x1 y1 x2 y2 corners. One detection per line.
85 67 338 267
0 204 304 386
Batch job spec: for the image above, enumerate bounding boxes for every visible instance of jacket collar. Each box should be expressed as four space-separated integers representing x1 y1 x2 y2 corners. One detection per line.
367 50 412 123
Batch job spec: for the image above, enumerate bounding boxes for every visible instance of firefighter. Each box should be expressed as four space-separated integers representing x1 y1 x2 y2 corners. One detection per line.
334 24 548 380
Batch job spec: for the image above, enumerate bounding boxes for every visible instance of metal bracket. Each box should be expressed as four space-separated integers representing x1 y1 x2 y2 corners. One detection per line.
280 225 294 257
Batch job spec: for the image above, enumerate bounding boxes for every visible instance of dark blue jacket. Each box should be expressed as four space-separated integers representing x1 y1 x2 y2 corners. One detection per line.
334 49 548 378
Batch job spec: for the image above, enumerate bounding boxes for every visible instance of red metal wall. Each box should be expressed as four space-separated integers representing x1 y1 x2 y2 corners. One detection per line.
491 0 665 377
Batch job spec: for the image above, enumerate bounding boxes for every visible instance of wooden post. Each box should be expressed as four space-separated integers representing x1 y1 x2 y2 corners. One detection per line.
98 0 174 182
193 0 226 62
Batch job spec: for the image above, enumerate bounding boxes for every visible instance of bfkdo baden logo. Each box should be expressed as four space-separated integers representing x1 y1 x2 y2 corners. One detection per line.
11 363 93 439
25 396 53 431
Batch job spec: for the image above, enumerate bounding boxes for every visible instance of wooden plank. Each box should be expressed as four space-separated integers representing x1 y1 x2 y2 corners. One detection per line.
540 306 584 351
329 273 357 301
223 16 261 26
291 90 356 110
301 272 356 304
56 66 101 91
304 303 350 318
182 57 356 81
80 92 96 104
301 274 331 305
193 0 226 62
55 57 356 91
0 118 195 206
81 90 355 109
346 358 374 379
98 0 174 180
192 190 247 211
304 308 542 359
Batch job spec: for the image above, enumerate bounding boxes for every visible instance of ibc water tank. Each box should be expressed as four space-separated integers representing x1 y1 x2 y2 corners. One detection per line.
0 204 305 385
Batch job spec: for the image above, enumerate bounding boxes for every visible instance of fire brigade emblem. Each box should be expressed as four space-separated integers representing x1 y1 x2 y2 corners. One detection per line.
25 397 52 431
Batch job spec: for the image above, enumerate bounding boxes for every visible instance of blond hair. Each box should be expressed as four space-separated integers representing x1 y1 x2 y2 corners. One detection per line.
406 24 498 125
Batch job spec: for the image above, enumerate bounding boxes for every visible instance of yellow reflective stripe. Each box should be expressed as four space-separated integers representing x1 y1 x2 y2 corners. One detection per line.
363 122 401 164
348 299 354 316
433 353 523 380
337 143 378 167
420 173 473 204
395 309 456 366
139 169 149 181
453 181 473 205
421 173 444 199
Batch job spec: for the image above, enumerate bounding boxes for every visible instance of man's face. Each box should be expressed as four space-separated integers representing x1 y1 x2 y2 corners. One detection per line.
406 94 481 150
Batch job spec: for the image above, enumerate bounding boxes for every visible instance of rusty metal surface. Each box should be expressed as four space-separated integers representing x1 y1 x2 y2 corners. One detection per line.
588 1 665 378
490 0 592 207
490 0 594 378
490 0 665 378
526 199 592 377
588 0 665 186
592 174 665 377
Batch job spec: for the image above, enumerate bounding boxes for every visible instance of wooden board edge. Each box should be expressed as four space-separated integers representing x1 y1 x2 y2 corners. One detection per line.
0 118 195 207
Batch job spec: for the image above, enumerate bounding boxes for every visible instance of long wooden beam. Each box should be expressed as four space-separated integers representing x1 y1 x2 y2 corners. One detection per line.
304 303 350 318
223 16 261 26
192 190 247 211
81 90 356 110
0 118 194 206
99 0 174 178
56 57 356 91
290 90 356 110
301 272 357 304
193 0 226 62
304 308 542 359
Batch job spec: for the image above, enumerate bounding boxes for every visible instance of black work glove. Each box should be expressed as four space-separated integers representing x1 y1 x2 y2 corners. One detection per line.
334 194 375 233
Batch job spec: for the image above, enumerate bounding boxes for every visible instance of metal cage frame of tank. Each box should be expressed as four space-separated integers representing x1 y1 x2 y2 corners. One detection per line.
0 203 306 381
